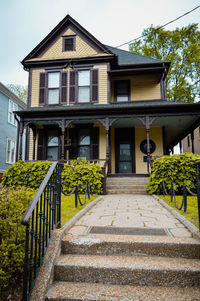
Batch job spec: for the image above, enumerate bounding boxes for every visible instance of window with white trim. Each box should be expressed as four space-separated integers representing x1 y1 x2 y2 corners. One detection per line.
48 72 60 104
8 99 18 126
78 70 90 103
6 138 16 164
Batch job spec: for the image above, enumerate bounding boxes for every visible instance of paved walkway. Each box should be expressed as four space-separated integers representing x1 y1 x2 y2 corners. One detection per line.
74 194 193 238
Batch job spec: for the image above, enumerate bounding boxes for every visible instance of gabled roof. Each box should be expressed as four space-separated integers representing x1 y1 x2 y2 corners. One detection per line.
105 45 164 65
22 15 113 63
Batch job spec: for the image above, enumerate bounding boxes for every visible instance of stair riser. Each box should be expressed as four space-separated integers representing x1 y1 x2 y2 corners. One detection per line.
54 265 200 287
61 241 200 259
106 190 147 194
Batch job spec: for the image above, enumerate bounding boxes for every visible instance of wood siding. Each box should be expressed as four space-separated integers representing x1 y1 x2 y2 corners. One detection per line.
110 75 161 102
27 28 110 61
135 127 163 173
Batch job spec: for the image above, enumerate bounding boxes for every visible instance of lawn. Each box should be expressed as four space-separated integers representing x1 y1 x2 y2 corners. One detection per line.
61 194 97 226
159 195 199 228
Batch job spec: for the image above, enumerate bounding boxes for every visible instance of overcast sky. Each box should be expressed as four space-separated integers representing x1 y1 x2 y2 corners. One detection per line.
0 0 199 86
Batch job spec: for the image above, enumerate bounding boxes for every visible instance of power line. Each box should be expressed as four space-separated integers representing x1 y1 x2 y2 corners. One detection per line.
116 5 200 48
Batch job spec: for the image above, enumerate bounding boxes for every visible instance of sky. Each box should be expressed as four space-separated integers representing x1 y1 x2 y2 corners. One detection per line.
0 0 200 87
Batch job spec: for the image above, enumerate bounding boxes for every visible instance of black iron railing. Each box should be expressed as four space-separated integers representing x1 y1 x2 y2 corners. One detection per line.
21 162 63 301
161 166 200 231
61 180 92 207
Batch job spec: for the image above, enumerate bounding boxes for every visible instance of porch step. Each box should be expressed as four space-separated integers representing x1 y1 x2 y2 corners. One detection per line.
54 254 200 287
46 281 200 301
61 235 200 259
106 176 149 194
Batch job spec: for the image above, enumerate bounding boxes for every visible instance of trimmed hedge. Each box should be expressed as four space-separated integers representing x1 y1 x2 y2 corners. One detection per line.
2 158 103 195
0 186 35 289
147 152 200 194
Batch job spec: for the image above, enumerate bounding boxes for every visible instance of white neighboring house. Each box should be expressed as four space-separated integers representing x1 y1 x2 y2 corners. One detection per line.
0 82 26 178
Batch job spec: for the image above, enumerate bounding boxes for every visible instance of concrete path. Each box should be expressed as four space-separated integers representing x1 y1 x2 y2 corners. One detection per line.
74 194 192 238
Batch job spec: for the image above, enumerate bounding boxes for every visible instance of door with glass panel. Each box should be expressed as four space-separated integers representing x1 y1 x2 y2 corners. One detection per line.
115 128 135 174
46 130 59 160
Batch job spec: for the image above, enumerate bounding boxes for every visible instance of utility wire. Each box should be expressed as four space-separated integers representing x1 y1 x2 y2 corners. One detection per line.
116 5 200 48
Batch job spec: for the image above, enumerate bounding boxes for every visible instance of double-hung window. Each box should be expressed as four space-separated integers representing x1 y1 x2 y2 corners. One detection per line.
78 70 90 103
6 138 16 164
8 99 18 126
114 80 130 102
48 72 60 104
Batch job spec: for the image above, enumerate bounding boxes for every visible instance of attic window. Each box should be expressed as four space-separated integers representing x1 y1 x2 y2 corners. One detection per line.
63 36 75 51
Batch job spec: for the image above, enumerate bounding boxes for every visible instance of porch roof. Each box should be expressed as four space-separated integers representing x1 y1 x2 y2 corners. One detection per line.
16 100 200 150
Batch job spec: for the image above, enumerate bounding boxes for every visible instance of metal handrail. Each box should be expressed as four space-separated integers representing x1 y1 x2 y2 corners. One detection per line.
22 162 58 225
21 161 63 301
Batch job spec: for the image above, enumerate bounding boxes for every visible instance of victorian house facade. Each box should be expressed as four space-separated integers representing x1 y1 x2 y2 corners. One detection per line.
16 15 200 179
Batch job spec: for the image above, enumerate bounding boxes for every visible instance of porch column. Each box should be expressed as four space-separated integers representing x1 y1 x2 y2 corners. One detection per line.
32 127 37 161
57 120 71 163
191 131 195 153
19 121 24 161
138 116 155 174
179 141 182 154
14 113 20 162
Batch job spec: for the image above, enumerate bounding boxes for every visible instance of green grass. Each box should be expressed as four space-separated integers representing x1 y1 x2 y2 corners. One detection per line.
61 194 97 226
158 195 199 228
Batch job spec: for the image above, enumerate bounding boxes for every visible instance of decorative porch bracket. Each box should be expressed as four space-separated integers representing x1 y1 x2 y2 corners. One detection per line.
97 117 117 165
56 120 72 162
137 116 156 174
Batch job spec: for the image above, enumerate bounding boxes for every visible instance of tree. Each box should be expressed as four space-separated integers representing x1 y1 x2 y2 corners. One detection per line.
129 24 200 102
7 84 28 103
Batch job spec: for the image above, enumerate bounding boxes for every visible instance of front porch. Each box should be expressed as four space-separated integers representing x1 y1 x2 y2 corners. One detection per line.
15 101 200 179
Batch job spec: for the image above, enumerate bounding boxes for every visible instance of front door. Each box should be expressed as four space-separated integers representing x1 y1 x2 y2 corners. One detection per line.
115 128 135 173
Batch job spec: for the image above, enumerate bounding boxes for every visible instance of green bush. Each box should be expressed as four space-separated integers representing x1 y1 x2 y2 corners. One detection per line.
2 160 52 189
0 186 35 289
147 152 200 194
62 158 103 195
2 158 103 194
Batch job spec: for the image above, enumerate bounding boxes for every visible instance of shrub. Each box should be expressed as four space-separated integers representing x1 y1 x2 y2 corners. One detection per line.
2 161 52 189
0 186 35 290
62 158 103 195
147 152 200 194
2 158 103 195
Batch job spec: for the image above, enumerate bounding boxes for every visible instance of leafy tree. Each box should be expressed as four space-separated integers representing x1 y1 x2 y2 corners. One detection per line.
7 84 28 103
129 24 200 102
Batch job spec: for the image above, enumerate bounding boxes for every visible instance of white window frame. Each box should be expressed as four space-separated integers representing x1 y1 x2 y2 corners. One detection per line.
47 72 60 105
6 137 16 164
78 70 91 103
8 99 18 126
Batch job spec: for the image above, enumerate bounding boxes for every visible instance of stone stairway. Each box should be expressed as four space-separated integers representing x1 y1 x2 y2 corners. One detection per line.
46 231 200 300
106 176 149 194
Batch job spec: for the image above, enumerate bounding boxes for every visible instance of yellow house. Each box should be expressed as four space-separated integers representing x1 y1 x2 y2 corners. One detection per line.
16 15 200 191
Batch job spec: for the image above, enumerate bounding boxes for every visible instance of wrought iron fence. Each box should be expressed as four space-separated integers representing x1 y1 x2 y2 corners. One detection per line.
161 161 200 231
21 162 63 301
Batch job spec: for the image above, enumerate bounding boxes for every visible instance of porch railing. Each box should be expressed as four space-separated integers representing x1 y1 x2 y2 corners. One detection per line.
21 161 63 301
161 161 200 231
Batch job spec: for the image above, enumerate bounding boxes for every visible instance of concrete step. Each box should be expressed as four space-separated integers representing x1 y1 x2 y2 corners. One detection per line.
106 189 147 194
54 254 200 287
61 234 200 259
46 281 200 301
107 179 149 184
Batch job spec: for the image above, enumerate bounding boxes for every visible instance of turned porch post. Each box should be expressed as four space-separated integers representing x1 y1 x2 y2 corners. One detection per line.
19 121 24 161
32 127 37 161
191 131 195 153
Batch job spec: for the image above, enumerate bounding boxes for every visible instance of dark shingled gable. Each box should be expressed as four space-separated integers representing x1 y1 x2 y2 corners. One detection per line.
105 45 163 65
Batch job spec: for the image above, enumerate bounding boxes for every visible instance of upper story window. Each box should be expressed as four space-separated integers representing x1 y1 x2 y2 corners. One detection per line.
8 99 18 126
6 137 16 164
48 72 60 104
78 70 90 103
63 36 75 51
114 80 130 102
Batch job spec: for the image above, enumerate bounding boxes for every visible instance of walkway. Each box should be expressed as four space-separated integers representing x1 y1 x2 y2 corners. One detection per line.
72 194 193 238
45 194 200 301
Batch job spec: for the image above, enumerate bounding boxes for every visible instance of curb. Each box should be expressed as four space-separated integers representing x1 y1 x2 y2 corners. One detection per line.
153 195 200 241
30 196 103 301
